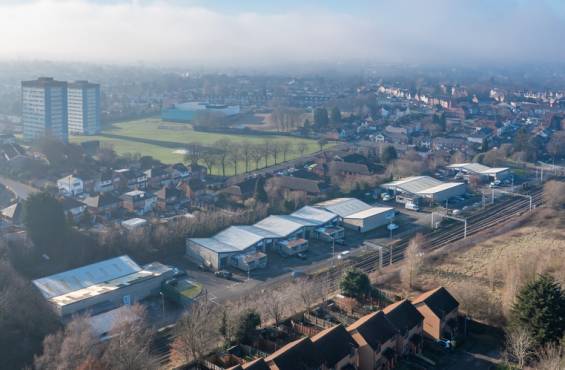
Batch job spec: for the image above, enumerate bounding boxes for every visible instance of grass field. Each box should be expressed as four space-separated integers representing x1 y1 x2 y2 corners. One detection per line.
71 118 322 175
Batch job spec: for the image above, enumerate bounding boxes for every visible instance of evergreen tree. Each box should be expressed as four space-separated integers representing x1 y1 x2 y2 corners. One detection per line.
511 274 565 346
340 269 372 300
23 192 68 256
235 310 261 344
313 108 329 127
254 177 268 203
381 145 398 164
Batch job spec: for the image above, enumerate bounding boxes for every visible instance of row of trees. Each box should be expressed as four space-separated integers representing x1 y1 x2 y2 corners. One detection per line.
184 139 315 176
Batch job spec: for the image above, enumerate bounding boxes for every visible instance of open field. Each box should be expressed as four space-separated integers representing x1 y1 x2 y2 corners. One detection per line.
71 118 322 175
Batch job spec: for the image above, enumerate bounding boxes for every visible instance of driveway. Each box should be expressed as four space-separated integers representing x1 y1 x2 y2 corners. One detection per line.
0 176 39 200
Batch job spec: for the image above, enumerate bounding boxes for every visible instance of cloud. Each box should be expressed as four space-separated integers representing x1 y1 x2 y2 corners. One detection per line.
0 0 563 68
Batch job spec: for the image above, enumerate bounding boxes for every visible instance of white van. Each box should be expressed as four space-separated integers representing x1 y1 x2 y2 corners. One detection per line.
405 202 420 211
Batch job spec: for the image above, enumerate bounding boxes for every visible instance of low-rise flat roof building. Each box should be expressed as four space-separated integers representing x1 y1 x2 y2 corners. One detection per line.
446 162 511 181
315 198 395 233
382 176 466 203
32 255 173 317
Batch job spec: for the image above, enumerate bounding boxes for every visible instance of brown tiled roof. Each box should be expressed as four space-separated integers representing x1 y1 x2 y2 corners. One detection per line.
265 337 321 370
271 176 320 194
412 287 459 319
311 324 358 368
347 311 398 351
383 300 424 335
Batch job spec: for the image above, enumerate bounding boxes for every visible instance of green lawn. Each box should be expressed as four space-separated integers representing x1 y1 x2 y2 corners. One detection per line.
71 118 323 175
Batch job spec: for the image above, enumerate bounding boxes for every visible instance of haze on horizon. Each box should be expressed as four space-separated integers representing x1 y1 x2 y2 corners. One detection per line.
1 0 564 69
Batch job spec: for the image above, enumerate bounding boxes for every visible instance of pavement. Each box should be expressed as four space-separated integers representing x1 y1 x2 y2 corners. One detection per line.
0 176 39 200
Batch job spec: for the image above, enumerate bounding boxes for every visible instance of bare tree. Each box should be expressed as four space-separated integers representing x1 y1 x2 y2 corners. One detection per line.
184 142 204 165
505 327 534 369
400 233 425 289
281 141 293 162
228 142 242 176
271 142 281 165
297 142 308 158
264 291 285 327
35 316 100 370
543 180 565 209
240 141 253 173
261 140 272 167
250 144 263 170
170 301 218 366
201 150 218 176
298 279 318 312
215 139 231 177
102 304 159 370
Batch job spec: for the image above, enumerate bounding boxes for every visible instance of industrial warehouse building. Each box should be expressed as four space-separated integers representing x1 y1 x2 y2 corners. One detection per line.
381 176 466 204
32 255 173 317
446 163 511 181
315 198 395 233
185 199 386 271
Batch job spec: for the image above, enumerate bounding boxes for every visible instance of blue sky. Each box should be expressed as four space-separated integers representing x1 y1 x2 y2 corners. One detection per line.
0 0 564 67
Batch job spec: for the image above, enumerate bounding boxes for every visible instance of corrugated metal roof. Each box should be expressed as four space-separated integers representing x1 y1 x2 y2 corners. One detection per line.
315 198 373 217
189 238 239 253
417 182 464 195
382 176 444 194
346 207 395 219
213 226 265 251
291 206 338 225
32 255 141 299
254 215 308 238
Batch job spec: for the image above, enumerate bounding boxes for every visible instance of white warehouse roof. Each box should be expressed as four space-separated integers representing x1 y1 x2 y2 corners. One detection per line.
417 182 465 196
382 176 444 194
291 206 338 225
33 255 141 299
447 163 509 175
315 198 373 218
346 207 394 219
254 215 314 238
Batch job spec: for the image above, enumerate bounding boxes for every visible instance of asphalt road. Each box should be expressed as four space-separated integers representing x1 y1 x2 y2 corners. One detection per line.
0 176 38 200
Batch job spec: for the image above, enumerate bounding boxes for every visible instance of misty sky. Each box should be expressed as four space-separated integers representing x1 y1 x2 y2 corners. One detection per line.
1 0 564 68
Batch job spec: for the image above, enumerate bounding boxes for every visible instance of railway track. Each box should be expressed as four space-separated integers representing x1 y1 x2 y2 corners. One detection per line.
322 187 544 291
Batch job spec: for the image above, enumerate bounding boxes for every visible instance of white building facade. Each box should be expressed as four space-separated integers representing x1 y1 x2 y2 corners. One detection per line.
21 77 68 142
68 80 101 135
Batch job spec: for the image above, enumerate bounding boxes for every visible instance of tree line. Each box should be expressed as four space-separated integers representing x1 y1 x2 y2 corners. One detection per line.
184 139 316 177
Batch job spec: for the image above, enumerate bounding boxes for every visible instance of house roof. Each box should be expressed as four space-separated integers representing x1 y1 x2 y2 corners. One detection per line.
383 300 424 334
311 324 358 368
60 197 86 211
412 287 459 319
347 311 398 351
291 205 338 225
329 161 370 176
1 202 22 221
315 197 372 218
265 337 321 370
83 193 120 208
272 176 321 194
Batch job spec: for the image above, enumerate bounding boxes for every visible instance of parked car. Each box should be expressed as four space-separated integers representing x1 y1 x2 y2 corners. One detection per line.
337 250 351 260
436 339 455 349
296 252 307 260
381 193 392 201
214 270 233 279
489 180 502 188
452 209 461 216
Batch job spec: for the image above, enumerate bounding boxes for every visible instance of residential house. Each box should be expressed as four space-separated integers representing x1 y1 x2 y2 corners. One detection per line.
145 166 172 189
431 137 467 151
171 163 191 181
1 202 24 226
329 161 370 177
83 193 122 218
155 185 185 210
113 168 147 191
92 169 114 193
60 197 87 221
57 175 84 196
412 287 459 340
270 176 321 196
120 190 156 216
311 324 359 370
178 178 207 202
264 337 322 370
383 300 424 355
347 311 400 370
